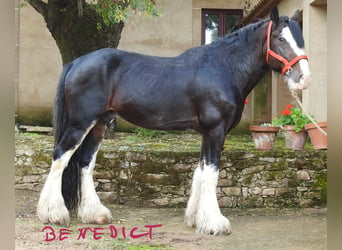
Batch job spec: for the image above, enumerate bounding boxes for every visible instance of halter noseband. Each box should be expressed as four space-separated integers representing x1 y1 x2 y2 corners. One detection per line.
266 21 308 75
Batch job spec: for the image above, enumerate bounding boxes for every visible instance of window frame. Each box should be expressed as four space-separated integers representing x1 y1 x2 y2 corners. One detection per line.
201 9 243 45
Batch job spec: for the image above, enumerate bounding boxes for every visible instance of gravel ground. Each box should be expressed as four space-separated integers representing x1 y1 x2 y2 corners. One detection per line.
16 189 327 250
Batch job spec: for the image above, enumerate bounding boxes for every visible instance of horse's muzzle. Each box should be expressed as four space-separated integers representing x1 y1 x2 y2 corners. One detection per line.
297 72 311 90
287 71 311 90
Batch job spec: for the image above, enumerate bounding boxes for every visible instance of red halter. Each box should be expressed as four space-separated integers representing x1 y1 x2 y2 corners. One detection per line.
266 21 308 75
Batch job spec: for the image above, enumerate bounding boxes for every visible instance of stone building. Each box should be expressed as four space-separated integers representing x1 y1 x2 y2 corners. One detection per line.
17 0 327 132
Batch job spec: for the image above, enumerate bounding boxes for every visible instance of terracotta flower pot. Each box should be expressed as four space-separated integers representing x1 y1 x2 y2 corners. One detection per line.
250 126 279 150
304 122 327 149
283 125 308 150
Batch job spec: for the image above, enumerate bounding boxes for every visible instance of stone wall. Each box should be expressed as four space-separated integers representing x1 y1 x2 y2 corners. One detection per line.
15 134 327 209
93 150 327 208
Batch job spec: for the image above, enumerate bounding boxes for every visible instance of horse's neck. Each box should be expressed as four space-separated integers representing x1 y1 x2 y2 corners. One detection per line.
225 23 268 97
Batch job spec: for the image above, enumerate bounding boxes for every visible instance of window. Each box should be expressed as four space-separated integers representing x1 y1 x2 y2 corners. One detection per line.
201 9 243 45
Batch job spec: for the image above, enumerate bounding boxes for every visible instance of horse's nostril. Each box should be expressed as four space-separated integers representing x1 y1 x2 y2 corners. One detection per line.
299 74 304 83
297 73 311 90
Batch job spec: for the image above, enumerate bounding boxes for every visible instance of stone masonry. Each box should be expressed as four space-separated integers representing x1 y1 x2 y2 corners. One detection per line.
15 133 327 209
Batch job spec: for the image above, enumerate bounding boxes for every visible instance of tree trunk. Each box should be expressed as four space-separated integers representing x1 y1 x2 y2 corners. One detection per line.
28 0 124 64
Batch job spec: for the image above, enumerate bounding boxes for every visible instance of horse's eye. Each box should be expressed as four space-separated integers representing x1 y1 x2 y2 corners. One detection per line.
279 37 286 42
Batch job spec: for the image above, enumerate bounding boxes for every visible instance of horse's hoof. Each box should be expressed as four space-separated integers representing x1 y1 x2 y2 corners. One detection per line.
93 215 112 224
37 195 70 226
37 207 70 226
210 227 232 236
78 203 112 224
196 213 232 236
184 214 197 228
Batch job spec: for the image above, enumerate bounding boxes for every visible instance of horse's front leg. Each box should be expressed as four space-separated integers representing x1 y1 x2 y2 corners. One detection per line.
195 161 231 235
185 125 232 235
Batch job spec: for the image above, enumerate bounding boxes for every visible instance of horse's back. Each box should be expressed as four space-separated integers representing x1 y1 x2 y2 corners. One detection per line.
60 46 241 132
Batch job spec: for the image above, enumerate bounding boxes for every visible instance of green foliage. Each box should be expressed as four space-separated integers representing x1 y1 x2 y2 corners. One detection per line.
272 104 312 132
130 0 161 16
134 127 166 138
20 1 28 8
90 0 162 28
314 172 327 206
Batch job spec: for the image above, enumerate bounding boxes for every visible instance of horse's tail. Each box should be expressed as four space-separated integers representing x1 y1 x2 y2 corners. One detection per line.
53 62 72 146
53 62 81 211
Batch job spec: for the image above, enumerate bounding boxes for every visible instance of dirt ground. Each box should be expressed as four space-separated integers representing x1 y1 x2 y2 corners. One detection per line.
15 189 327 250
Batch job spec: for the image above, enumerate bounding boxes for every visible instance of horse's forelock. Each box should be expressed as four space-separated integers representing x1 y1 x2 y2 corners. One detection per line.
287 19 305 48
275 16 304 49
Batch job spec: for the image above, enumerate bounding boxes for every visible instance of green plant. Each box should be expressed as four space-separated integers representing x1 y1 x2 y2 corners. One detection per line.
272 104 312 132
91 0 162 27
134 127 166 138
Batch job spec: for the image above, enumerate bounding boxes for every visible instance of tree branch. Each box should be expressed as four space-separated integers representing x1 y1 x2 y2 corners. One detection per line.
27 0 48 19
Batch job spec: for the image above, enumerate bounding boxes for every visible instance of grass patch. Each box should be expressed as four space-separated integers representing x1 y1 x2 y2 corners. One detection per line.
134 128 167 138
19 132 42 138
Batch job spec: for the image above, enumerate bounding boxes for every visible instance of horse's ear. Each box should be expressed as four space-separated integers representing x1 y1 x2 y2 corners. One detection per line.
291 9 300 22
270 6 279 24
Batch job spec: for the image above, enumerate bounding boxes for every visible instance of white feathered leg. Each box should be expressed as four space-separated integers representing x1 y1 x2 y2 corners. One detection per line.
185 165 203 227
37 150 74 226
77 150 112 224
196 164 231 235
185 163 232 235
37 122 96 226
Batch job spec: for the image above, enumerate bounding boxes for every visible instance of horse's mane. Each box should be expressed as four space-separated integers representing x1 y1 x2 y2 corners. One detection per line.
204 15 303 50
176 14 302 80
211 18 269 47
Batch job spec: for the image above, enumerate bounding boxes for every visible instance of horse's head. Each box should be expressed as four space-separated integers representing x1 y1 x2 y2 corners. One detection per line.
265 7 311 90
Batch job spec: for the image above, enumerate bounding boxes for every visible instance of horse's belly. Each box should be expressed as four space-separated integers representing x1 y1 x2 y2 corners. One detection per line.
117 106 196 131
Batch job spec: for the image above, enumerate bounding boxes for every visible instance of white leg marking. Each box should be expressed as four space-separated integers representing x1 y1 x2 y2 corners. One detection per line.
37 122 96 225
37 151 75 225
195 164 232 235
78 150 112 224
185 165 203 227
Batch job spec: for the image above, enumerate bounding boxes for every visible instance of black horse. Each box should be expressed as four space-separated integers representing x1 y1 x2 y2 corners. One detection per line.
37 7 310 235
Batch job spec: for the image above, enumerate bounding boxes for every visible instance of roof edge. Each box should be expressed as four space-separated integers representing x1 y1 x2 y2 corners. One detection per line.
241 0 281 26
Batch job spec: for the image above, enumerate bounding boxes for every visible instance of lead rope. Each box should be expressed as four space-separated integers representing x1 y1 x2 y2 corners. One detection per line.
290 90 327 136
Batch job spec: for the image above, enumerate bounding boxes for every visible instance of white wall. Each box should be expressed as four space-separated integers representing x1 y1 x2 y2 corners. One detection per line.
302 1 327 122
18 5 62 111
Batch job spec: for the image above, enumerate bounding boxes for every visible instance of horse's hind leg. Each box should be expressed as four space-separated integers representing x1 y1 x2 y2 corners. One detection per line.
77 121 112 224
37 122 96 225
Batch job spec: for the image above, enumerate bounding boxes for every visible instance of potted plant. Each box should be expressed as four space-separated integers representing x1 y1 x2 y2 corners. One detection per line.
250 123 279 150
272 104 311 150
304 121 327 149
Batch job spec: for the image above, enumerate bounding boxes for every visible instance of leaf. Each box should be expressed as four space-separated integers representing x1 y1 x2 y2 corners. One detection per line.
90 0 161 26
